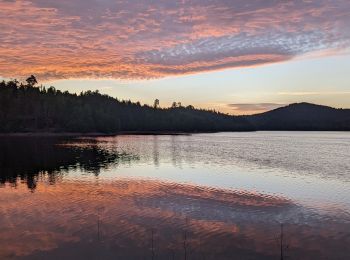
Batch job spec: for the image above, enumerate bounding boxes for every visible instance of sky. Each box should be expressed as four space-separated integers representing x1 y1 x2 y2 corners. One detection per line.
1 0 350 114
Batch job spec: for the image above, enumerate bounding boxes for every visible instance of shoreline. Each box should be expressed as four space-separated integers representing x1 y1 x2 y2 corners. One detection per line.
0 130 349 137
0 131 195 137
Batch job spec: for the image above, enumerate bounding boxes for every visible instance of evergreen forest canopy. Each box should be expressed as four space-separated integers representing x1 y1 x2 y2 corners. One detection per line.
0 76 253 133
1 76 349 133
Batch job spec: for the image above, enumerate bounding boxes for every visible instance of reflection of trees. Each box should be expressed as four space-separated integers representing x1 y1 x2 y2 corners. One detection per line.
0 137 138 191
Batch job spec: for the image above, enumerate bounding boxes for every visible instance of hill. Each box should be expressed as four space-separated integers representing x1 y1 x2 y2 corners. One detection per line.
246 102 350 131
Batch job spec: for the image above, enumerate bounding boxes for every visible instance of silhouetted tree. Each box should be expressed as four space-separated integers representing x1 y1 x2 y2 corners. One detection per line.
26 75 38 87
154 99 160 109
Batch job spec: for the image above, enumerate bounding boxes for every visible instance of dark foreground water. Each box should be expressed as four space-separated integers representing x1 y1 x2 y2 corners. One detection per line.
0 132 349 259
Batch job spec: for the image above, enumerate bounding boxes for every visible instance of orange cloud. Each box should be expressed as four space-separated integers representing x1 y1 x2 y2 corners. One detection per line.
0 0 349 80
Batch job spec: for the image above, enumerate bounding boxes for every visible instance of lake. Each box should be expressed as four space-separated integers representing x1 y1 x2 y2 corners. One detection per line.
0 132 349 259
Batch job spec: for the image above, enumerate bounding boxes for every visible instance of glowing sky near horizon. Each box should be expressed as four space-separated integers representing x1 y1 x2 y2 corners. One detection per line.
1 0 350 114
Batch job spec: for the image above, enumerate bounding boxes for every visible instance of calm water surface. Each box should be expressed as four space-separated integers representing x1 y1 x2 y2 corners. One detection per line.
0 132 349 259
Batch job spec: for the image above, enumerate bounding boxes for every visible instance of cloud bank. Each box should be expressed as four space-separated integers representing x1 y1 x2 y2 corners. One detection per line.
228 103 284 114
0 0 349 80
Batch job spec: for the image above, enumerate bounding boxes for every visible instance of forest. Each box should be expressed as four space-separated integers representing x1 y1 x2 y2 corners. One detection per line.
1 76 349 133
0 76 253 133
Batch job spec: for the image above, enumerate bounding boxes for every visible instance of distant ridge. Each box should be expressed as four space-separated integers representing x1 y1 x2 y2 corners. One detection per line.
246 102 350 131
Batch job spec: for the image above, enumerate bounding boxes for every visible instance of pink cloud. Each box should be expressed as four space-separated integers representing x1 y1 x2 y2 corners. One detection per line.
0 0 349 80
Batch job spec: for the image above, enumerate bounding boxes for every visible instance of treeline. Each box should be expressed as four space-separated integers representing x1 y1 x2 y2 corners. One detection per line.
0 76 253 133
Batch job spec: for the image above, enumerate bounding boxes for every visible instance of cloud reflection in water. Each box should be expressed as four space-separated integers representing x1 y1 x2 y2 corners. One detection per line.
0 134 349 259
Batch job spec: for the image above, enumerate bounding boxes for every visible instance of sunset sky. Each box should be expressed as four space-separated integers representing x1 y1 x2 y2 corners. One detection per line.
1 0 350 114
